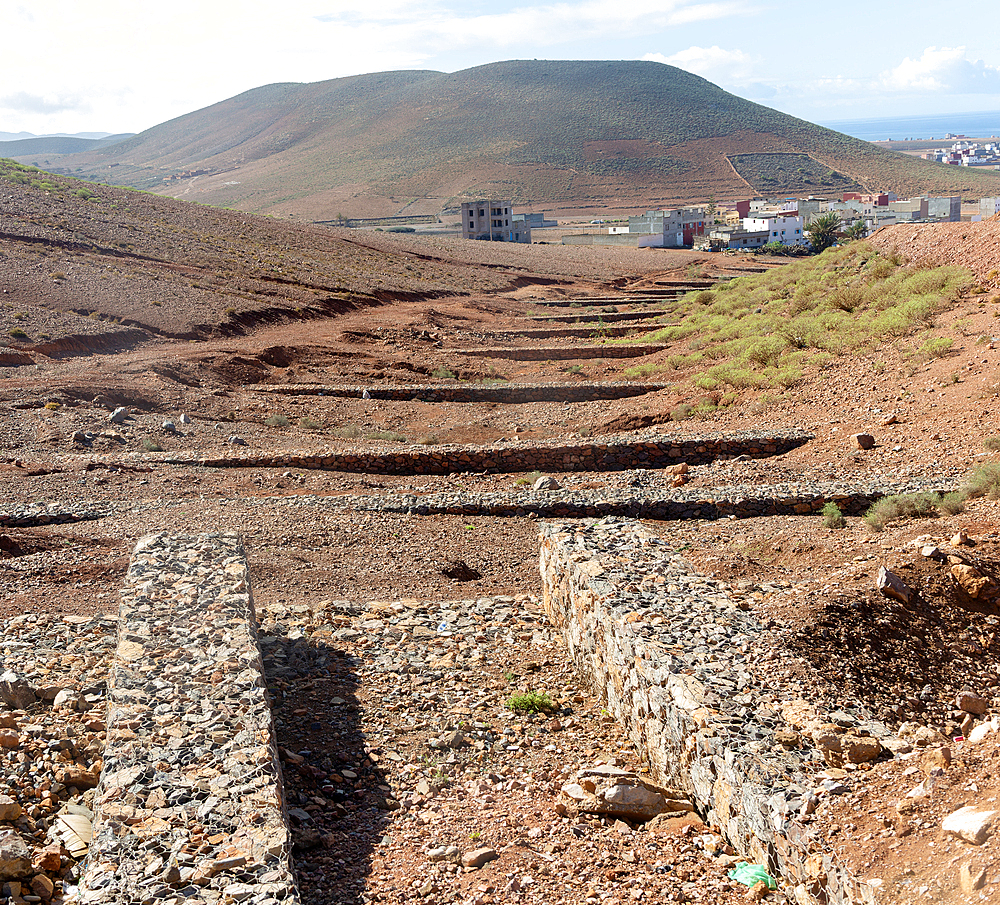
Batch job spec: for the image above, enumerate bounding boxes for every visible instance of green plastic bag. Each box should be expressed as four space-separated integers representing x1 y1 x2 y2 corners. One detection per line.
728 862 777 890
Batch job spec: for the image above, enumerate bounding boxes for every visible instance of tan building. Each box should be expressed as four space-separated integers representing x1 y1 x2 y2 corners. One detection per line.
461 201 531 243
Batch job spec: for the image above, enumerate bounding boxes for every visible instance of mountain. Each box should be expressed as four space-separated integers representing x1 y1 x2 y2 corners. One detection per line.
37 60 1000 219
0 134 132 159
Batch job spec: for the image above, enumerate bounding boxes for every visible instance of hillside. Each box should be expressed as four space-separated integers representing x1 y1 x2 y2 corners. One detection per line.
30 60 1000 219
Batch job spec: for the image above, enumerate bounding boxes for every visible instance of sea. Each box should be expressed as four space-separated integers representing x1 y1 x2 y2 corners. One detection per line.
819 111 1000 142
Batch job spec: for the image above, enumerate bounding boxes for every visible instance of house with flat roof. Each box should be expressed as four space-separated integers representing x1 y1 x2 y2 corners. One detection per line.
461 201 531 243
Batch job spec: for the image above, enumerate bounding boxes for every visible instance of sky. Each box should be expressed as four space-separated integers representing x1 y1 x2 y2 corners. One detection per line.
2 0 999 137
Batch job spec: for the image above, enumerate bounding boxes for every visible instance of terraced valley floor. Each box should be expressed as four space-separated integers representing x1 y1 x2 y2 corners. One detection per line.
6 172 1000 903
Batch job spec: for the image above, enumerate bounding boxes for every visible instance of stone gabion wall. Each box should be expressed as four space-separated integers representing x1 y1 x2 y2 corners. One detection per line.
79 533 300 905
169 429 814 476
255 381 673 403
455 343 670 360
539 519 879 905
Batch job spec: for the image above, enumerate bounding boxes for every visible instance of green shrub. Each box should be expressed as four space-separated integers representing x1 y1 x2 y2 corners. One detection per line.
964 463 1000 499
863 492 946 531
367 430 407 442
299 416 322 430
431 367 456 379
983 437 1000 452
141 437 163 452
821 502 846 529
330 424 362 439
7 328 27 339
506 691 555 713
264 414 289 428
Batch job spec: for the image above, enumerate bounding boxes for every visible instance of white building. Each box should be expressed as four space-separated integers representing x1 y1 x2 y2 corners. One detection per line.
742 215 807 247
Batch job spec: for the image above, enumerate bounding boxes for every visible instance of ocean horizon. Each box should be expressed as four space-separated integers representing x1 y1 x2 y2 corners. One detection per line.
820 111 1000 142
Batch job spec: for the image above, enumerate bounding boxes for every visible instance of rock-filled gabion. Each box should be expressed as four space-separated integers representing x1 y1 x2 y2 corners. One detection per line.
522 310 667 324
253 381 673 403
539 519 881 905
0 502 109 528
454 343 671 360
78 533 299 905
164 429 814 476
274 475 954 519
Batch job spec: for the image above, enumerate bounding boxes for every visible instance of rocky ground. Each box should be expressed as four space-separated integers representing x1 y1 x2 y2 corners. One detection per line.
5 172 1000 902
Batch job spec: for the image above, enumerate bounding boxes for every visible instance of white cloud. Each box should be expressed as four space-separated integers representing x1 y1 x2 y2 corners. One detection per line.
881 46 1000 94
315 1 750 51
643 46 756 83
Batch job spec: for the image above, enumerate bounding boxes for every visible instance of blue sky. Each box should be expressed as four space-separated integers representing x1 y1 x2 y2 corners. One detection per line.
3 0 999 136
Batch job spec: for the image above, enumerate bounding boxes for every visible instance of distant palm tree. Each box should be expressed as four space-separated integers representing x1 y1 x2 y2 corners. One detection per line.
806 212 841 252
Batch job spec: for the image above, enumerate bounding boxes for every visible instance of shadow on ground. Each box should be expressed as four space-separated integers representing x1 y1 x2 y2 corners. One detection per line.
260 627 389 905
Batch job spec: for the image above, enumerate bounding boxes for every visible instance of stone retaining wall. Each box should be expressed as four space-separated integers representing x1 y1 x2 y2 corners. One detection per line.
164 430 814 475
454 343 670 361
488 323 657 339
539 519 879 905
0 502 109 528
253 381 673 403
79 533 300 905
523 311 667 324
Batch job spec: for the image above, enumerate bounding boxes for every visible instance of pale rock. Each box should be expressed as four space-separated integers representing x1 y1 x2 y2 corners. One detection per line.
0 796 21 822
841 734 882 764
461 847 498 869
30 873 54 900
571 765 692 820
52 688 85 711
951 563 996 599
898 722 950 747
960 862 987 894
952 530 971 547
532 475 560 491
108 407 129 423
0 673 37 711
957 690 989 716
0 831 32 880
780 700 821 730
942 806 997 845
968 717 1000 745
876 567 912 604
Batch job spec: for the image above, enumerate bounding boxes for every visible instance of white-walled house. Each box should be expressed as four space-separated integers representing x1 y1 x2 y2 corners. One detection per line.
742 215 807 247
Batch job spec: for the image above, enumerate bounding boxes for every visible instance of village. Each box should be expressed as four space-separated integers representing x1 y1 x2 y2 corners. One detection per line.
460 192 1000 252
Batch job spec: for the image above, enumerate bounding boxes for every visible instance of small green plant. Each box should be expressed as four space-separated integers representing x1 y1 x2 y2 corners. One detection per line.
670 403 694 421
915 336 953 361
299 416 322 429
43 401 61 411
431 367 456 379
515 470 543 486
564 363 584 375
264 414 290 428
367 430 407 442
141 436 163 453
821 502 846 529
330 424 362 439
982 437 1000 452
8 328 28 339
506 690 555 713
469 831 482 842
